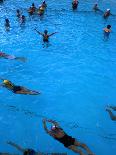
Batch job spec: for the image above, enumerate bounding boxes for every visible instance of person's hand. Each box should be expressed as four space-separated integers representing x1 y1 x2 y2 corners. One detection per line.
7 141 14 145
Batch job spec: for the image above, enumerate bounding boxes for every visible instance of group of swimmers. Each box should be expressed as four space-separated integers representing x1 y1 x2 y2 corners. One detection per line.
0 119 95 155
0 0 116 155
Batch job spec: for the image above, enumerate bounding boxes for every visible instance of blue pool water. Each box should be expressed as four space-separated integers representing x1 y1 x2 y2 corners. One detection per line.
0 0 116 154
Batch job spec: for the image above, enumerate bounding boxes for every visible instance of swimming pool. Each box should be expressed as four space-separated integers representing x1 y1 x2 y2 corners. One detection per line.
0 0 116 154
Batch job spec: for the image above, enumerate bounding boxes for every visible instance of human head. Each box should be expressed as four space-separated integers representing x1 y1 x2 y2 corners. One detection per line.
106 9 110 12
44 30 48 34
107 25 111 29
95 3 98 6
3 80 11 85
17 9 20 13
43 1 46 4
51 125 60 132
5 18 9 23
32 3 35 7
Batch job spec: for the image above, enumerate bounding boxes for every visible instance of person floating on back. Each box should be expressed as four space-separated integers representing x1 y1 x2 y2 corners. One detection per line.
103 25 111 39
35 29 58 43
43 119 95 155
0 78 40 95
106 105 116 121
5 18 10 31
0 51 26 62
72 0 79 10
103 9 111 18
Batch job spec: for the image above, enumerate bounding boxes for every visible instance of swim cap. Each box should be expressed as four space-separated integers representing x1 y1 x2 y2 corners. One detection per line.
3 80 10 84
51 125 56 130
107 9 110 11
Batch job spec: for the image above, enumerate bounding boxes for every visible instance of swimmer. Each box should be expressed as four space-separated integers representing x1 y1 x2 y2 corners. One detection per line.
16 9 21 18
0 51 26 62
72 0 79 10
20 15 26 24
43 119 95 155
103 9 112 18
5 18 10 31
4 141 43 155
38 6 45 16
35 29 58 43
93 3 99 11
0 79 40 95
106 106 116 121
28 3 36 15
103 25 111 39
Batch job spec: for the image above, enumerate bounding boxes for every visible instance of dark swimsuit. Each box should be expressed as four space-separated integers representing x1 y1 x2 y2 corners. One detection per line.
12 85 22 93
55 134 75 147
43 35 49 42
72 3 77 9
25 149 36 155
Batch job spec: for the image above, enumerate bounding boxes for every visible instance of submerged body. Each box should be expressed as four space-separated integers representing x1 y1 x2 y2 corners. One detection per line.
43 119 94 155
1 79 40 95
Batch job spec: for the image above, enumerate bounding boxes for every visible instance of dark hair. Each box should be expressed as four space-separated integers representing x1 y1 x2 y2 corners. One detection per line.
5 18 9 23
32 3 35 6
17 9 20 13
23 150 29 155
44 30 48 34
107 25 111 29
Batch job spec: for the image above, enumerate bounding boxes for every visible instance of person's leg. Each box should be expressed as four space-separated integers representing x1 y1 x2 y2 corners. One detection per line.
68 145 85 155
74 140 94 155
106 109 116 121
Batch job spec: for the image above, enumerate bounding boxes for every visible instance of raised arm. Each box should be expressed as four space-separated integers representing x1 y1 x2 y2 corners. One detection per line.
7 141 25 152
34 29 43 36
42 119 51 134
48 32 58 37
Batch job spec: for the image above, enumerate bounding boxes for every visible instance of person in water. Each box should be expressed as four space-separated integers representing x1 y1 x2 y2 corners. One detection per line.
93 3 99 11
0 78 40 95
38 5 45 16
35 29 58 43
5 18 10 31
28 3 36 15
103 9 111 18
103 25 111 39
20 15 26 24
0 51 26 62
106 106 116 121
0 141 43 155
72 0 79 10
16 9 21 18
43 119 94 155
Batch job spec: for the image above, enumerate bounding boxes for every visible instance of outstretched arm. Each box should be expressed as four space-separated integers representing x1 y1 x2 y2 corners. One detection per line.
42 119 51 134
7 141 25 152
49 32 58 37
34 29 43 36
